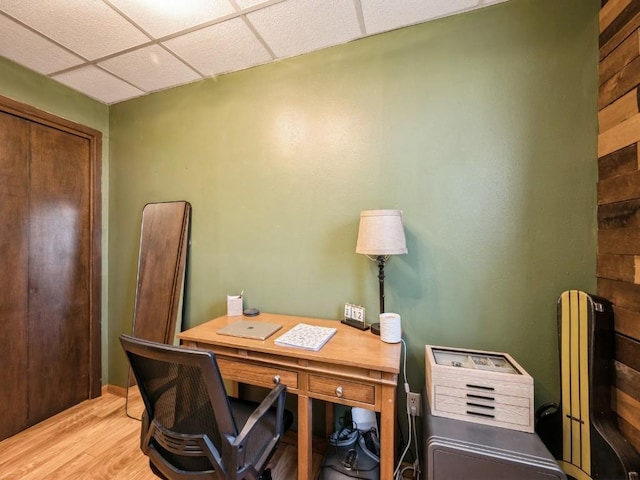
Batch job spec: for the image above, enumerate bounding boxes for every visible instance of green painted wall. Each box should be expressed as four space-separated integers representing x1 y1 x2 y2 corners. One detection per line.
0 56 110 383
0 57 108 131
108 0 599 410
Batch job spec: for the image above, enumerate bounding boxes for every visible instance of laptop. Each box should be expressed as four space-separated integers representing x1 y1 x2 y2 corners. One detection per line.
217 320 282 340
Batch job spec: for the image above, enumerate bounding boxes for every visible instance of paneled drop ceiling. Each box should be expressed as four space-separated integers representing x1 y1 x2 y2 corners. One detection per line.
0 0 508 104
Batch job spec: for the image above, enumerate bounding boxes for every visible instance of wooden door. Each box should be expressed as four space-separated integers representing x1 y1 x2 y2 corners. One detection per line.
27 123 92 424
0 96 102 440
0 111 30 439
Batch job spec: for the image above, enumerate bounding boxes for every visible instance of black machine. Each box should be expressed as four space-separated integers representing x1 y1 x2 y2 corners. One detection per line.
536 290 640 480
422 393 566 480
320 423 380 480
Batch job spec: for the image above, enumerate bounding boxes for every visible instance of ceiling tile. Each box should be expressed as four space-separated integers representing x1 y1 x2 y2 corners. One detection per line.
246 0 361 59
0 0 511 104
99 45 201 92
0 14 83 75
360 0 479 35
0 0 150 60
107 0 236 39
52 65 144 104
163 17 271 77
235 0 272 8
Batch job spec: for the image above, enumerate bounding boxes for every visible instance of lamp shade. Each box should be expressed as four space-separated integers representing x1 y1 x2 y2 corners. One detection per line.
356 209 408 256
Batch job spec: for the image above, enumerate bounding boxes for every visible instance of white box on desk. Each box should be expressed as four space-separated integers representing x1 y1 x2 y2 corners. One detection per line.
425 345 534 433
227 295 243 316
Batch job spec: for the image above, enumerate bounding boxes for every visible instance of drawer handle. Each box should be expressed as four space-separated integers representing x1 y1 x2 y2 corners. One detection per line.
335 386 344 398
466 402 495 410
466 384 495 391
273 375 281 385
467 410 495 419
467 393 494 401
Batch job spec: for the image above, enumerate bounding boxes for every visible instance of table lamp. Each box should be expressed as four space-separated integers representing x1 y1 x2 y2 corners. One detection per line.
356 209 407 335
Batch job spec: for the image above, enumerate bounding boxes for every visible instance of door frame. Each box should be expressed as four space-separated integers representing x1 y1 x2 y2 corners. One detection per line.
0 94 102 398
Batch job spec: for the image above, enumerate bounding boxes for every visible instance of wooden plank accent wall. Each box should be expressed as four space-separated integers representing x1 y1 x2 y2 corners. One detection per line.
599 0 640 454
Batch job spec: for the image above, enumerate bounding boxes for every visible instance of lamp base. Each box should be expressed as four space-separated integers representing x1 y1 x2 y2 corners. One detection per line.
370 322 381 335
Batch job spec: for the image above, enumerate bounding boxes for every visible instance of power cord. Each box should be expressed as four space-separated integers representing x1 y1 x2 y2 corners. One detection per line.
396 416 422 479
393 338 421 480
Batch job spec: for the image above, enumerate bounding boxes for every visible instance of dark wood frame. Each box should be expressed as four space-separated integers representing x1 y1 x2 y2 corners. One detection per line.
0 93 102 398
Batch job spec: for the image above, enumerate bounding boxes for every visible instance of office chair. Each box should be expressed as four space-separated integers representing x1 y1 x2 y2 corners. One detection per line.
120 334 293 480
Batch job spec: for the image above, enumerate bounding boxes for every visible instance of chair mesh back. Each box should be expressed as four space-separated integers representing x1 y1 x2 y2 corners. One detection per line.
130 353 225 472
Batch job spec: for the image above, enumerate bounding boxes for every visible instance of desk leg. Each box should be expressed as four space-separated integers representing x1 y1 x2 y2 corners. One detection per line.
298 395 312 480
380 384 396 480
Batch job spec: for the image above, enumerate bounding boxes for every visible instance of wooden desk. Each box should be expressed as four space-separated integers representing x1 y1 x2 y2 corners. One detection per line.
178 313 401 480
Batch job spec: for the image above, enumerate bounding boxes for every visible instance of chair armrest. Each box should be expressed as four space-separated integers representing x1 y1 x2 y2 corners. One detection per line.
234 382 287 447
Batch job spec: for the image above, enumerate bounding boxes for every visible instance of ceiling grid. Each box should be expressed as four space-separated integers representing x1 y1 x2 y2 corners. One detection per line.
0 0 508 104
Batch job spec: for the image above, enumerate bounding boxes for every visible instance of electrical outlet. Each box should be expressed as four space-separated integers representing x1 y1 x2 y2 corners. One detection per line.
407 392 421 416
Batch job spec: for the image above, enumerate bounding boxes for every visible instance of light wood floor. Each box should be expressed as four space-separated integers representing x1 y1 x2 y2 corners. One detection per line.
0 390 323 479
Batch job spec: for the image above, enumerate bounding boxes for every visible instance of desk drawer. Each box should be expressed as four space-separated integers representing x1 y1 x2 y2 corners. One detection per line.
434 394 531 429
431 373 532 399
309 375 375 405
435 385 530 408
217 358 298 390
